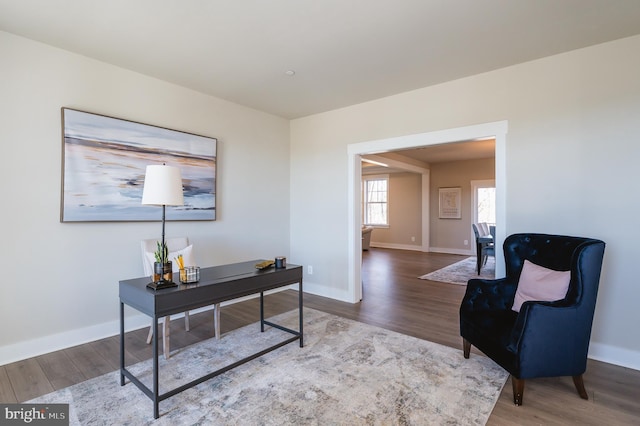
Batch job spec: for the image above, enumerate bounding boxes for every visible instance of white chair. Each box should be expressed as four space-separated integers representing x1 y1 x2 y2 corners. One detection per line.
141 237 220 359
362 226 374 250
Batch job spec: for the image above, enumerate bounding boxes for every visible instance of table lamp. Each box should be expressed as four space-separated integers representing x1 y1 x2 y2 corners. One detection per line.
142 164 184 289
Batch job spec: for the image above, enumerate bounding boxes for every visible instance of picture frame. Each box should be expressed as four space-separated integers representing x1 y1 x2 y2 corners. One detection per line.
438 187 461 219
60 108 217 222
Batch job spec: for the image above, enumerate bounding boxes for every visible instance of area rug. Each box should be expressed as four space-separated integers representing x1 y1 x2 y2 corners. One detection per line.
29 308 507 425
419 256 495 285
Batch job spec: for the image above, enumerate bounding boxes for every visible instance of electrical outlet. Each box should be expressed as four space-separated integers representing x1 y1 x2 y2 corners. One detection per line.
411 236 416 242
308 265 313 275
464 240 469 246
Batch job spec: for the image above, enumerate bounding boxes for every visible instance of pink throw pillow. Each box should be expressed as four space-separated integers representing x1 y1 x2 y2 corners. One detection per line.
512 260 571 312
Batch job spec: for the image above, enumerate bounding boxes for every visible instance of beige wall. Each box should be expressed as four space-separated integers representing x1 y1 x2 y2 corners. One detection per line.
291 35 640 369
368 157 495 253
369 172 422 248
0 31 291 364
430 158 495 252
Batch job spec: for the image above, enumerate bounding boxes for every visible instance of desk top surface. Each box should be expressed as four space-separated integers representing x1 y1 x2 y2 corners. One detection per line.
119 259 302 316
121 259 300 286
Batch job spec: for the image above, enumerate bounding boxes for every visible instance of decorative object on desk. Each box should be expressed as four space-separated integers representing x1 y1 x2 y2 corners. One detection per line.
153 262 173 284
142 164 184 290
275 256 286 269
175 253 184 270
152 241 173 283
29 309 507 424
60 108 217 222
180 266 200 284
175 253 199 282
174 252 184 280
255 260 275 270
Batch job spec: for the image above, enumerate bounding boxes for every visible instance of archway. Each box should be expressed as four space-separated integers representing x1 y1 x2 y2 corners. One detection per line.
347 121 508 302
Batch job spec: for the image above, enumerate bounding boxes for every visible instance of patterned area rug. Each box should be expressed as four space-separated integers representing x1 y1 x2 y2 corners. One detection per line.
419 256 495 285
30 308 507 425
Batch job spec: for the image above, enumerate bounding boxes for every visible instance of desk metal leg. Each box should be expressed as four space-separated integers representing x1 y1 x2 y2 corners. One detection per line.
119 301 125 386
120 268 304 420
299 280 304 347
260 291 265 332
152 315 160 419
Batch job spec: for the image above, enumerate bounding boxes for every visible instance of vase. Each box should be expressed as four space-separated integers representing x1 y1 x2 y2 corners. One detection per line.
153 261 173 283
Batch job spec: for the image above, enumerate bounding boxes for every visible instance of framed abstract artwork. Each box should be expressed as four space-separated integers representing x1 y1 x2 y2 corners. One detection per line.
60 108 217 222
438 187 461 219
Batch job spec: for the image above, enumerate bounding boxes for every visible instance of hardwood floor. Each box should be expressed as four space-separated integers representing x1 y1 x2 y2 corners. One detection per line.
2 248 639 424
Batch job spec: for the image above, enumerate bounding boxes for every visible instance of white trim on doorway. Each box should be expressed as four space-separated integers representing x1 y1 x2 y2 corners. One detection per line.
347 121 508 303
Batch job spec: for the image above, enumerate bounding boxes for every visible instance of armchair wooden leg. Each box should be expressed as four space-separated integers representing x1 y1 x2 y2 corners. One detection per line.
572 375 589 400
512 376 524 405
463 338 471 359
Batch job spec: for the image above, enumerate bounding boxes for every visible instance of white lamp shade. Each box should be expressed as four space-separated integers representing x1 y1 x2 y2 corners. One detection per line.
141 165 184 206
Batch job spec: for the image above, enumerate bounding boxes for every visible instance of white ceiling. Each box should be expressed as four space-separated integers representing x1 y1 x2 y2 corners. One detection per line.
362 138 495 175
395 139 496 164
2 1 640 119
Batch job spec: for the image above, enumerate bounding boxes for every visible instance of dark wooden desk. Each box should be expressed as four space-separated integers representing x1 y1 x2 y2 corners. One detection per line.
119 260 303 419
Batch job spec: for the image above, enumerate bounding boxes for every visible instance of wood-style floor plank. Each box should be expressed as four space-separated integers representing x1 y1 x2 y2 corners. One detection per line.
2 248 639 425
88 335 127 373
64 342 115 382
121 326 154 364
4 358 54 402
0 366 17 403
35 350 85 391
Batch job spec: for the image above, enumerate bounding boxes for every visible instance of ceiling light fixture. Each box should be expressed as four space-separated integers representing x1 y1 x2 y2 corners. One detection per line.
361 158 388 167
284 70 296 76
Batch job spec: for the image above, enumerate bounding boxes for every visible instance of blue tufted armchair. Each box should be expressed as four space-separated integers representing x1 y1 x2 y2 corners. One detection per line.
459 233 605 405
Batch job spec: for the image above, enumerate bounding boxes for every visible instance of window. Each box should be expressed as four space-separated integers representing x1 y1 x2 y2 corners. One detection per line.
472 180 496 226
477 187 496 225
363 176 388 225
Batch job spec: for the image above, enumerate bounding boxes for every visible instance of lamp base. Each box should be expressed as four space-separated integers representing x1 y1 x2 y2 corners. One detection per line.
146 280 178 290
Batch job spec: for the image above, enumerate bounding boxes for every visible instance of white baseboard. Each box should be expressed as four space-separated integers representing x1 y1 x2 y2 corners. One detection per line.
369 242 424 251
0 288 289 366
302 281 353 303
588 342 640 371
0 312 151 367
369 243 474 256
429 246 473 256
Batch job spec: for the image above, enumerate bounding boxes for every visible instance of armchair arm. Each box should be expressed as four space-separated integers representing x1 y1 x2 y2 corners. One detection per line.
461 277 518 312
507 302 588 376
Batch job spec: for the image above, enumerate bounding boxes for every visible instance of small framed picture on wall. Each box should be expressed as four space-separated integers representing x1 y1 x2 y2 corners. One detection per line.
438 187 461 219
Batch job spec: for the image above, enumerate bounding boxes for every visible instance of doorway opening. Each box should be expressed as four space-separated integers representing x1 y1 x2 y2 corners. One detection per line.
347 121 508 303
471 179 496 253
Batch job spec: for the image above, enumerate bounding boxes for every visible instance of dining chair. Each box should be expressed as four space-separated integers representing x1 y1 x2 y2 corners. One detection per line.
141 237 220 359
472 224 494 274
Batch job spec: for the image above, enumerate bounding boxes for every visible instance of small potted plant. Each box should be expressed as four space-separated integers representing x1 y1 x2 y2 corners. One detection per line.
153 241 173 283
